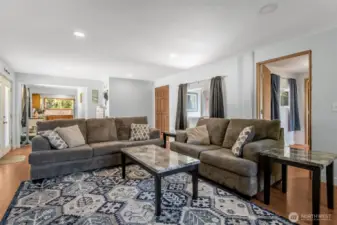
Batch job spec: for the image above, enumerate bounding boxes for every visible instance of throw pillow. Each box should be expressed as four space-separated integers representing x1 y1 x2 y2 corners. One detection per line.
129 123 150 141
38 129 68 150
186 125 210 145
55 125 86 148
231 126 255 157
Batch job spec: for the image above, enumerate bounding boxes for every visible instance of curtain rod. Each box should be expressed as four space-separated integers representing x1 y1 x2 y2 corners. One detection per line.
188 75 227 85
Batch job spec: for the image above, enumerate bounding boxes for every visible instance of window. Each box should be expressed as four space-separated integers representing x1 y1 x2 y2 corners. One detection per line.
187 83 209 128
187 92 198 112
44 98 74 109
280 78 290 107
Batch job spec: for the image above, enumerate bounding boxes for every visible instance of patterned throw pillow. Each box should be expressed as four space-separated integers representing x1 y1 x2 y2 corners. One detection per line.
231 126 255 157
38 129 68 150
129 123 150 141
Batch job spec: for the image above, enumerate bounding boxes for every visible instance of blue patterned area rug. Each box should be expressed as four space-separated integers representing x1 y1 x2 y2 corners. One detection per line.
2 165 294 225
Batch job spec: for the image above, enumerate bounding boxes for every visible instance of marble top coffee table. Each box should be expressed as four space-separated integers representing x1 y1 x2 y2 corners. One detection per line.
260 148 337 225
121 144 200 216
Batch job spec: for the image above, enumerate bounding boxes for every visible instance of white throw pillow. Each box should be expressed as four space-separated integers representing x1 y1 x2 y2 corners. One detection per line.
38 129 68 150
55 125 85 148
129 123 150 141
186 125 210 145
231 126 255 157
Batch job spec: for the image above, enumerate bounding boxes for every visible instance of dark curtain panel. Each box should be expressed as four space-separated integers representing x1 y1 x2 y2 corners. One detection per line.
175 83 188 130
21 85 27 127
209 76 224 118
271 74 280 120
288 78 301 131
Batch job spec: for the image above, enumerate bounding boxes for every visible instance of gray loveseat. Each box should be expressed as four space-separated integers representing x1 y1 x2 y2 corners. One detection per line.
170 117 284 197
29 116 163 180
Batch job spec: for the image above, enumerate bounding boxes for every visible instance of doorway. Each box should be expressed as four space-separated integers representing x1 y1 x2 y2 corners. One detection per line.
256 50 312 150
155 85 169 135
0 75 12 158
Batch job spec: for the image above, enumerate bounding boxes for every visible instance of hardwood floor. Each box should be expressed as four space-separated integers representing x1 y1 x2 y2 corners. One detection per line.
0 146 31 220
0 146 336 225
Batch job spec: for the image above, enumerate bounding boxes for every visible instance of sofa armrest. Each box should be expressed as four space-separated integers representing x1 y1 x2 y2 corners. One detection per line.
149 128 160 139
32 135 52 151
243 139 283 163
176 130 188 143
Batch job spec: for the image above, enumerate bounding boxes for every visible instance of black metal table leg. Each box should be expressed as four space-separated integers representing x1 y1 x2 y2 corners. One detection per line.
262 155 271 205
155 175 161 216
121 153 126 179
192 167 198 199
282 164 287 193
312 168 321 225
163 133 167 149
326 162 334 209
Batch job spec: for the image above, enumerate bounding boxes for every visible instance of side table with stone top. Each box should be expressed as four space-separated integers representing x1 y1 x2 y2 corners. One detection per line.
260 148 337 225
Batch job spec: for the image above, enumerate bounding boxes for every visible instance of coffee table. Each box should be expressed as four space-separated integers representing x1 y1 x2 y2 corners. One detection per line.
260 148 337 225
121 144 200 216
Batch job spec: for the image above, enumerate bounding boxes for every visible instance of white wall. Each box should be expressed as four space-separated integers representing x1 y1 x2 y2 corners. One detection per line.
14 73 104 147
155 54 254 131
155 27 337 182
109 77 154 127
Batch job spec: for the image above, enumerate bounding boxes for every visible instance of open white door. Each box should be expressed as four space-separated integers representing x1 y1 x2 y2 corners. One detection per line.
0 75 12 158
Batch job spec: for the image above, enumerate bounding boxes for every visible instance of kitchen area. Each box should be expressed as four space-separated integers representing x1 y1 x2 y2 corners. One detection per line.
22 84 78 143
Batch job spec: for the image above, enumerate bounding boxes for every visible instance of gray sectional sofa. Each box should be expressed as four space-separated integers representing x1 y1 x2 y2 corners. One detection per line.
29 116 163 180
170 117 284 197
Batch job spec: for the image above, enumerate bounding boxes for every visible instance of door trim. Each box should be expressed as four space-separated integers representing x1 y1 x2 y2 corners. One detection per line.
0 75 12 156
256 50 312 149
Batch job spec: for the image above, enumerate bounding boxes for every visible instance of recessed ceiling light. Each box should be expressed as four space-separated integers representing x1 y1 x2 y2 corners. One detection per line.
170 53 177 58
259 3 278 15
73 31 85 38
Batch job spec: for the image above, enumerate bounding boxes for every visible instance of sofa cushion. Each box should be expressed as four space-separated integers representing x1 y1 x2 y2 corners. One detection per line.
223 119 281 148
231 126 255 157
115 116 148 140
121 138 164 147
37 119 87 143
38 129 68 150
86 118 118 143
29 144 93 165
55 125 85 148
32 135 52 151
170 142 221 159
176 130 188 143
90 141 127 156
186 125 210 145
149 128 160 139
129 123 150 141
197 117 230 146
200 148 258 177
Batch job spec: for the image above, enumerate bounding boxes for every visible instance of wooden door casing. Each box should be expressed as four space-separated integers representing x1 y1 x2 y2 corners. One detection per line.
262 65 271 120
155 86 169 134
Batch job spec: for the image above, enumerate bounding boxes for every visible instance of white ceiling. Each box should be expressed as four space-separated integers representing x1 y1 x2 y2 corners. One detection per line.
266 55 309 74
1 0 337 81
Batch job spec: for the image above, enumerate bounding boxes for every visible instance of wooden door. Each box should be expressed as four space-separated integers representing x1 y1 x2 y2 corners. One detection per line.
262 65 271 120
155 85 169 134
